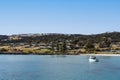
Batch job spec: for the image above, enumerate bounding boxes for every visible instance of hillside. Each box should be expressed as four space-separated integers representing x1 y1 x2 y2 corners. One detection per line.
0 32 120 54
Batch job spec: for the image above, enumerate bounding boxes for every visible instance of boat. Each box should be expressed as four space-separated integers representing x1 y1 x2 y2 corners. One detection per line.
89 56 98 62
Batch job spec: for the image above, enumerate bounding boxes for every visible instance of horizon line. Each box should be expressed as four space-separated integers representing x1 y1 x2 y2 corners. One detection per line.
0 31 119 36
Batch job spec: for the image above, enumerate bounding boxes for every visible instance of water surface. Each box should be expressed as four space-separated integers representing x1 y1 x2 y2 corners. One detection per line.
0 55 120 80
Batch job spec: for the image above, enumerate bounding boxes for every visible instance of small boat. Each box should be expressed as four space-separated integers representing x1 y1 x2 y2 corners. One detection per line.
89 56 98 62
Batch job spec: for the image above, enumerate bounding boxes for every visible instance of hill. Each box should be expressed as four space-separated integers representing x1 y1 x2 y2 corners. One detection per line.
0 32 120 54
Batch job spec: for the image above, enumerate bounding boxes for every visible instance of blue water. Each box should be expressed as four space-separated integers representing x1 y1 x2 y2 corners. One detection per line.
0 55 120 80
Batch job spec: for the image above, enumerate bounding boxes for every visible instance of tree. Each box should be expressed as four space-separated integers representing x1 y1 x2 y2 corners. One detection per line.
62 41 67 53
0 48 8 52
86 43 94 49
85 41 95 52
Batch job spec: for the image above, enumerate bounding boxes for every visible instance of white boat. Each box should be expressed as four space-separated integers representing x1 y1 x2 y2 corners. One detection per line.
89 56 98 62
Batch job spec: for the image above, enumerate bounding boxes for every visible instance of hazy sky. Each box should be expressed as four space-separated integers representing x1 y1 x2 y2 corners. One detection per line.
0 0 120 35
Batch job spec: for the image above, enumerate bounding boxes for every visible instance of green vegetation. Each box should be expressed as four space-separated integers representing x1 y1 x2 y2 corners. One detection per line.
0 48 8 52
0 32 120 54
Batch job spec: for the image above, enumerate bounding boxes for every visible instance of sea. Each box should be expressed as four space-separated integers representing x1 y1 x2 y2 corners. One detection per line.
0 55 120 80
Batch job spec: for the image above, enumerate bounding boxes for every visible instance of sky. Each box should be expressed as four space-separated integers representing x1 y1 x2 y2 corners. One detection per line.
0 0 120 35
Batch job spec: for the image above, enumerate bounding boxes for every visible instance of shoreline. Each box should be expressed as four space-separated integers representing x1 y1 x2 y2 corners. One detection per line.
0 53 120 56
82 54 120 56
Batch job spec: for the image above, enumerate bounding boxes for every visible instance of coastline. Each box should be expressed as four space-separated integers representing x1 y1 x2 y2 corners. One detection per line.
0 52 120 56
82 54 120 56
